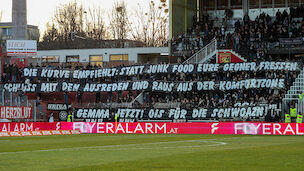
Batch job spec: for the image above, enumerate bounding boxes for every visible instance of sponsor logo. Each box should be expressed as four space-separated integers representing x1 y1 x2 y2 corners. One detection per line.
59 111 68 121
71 122 167 134
47 104 71 110
211 123 219 134
61 122 304 135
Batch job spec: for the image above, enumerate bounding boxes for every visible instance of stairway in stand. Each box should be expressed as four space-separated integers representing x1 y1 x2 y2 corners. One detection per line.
183 38 217 64
283 68 304 114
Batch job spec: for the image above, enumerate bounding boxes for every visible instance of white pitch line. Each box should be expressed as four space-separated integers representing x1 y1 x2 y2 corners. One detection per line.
0 139 227 155
207 141 227 146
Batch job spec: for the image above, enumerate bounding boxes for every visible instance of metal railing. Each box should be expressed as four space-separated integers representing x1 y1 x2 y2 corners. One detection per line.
153 102 181 108
183 37 217 64
0 91 29 107
128 91 144 108
282 69 304 115
0 90 45 122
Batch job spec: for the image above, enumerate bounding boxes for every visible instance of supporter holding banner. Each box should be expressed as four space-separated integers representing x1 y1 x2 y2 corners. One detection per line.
22 62 299 79
74 106 269 122
2 79 285 93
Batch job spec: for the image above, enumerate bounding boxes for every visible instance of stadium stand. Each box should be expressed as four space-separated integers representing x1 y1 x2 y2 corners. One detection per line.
171 7 304 63
1 60 299 122
1 5 304 123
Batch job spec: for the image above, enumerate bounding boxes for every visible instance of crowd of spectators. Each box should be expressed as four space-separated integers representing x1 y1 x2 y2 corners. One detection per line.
149 88 283 109
171 12 225 62
228 8 304 61
1 59 300 123
146 69 298 108
2 64 22 83
5 59 296 110
171 6 304 63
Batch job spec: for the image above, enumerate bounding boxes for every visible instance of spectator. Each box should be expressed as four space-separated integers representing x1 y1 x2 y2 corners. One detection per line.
96 92 101 103
17 88 23 105
63 91 68 104
49 113 54 122
11 64 19 83
36 97 42 114
77 90 83 104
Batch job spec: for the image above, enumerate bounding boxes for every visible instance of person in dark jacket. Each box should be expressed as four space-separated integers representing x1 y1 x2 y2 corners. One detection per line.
12 64 19 82
77 90 83 104
63 91 68 104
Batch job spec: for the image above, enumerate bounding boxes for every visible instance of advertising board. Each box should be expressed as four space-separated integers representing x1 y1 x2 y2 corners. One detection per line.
6 40 37 56
61 122 304 135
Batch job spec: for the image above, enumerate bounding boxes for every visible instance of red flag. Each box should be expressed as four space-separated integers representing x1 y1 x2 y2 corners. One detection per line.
217 50 245 63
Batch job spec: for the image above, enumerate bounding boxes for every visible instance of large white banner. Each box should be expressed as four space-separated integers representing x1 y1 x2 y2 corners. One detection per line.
3 79 285 93
6 40 37 56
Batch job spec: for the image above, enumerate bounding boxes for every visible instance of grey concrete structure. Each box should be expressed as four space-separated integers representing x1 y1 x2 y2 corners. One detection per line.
12 0 27 40
0 22 39 41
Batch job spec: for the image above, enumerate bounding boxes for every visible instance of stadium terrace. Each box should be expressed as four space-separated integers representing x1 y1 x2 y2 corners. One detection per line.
2 1 304 170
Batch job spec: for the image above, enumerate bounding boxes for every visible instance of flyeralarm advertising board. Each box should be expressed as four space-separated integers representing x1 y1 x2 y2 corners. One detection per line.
61 122 304 135
6 40 37 56
1 122 304 136
0 122 60 132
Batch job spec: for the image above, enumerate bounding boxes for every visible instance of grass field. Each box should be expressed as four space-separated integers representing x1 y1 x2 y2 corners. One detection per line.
0 134 304 171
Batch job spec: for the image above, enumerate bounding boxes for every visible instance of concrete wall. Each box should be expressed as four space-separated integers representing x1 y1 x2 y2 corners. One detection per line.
12 0 27 40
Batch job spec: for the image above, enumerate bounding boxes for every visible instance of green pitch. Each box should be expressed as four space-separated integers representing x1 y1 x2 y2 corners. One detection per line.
0 134 304 170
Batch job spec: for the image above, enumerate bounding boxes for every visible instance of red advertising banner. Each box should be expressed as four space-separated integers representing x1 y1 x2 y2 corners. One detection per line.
61 122 304 135
0 130 80 137
1 122 304 135
0 106 32 119
0 122 60 132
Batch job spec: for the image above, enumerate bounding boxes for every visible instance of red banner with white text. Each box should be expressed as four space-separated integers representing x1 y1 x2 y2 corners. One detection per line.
0 106 32 119
0 122 60 132
0 130 80 137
